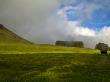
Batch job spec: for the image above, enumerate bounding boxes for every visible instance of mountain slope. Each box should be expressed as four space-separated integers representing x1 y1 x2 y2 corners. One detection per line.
0 24 32 44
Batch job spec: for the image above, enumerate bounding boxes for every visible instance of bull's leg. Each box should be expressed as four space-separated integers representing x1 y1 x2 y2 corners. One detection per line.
101 50 108 55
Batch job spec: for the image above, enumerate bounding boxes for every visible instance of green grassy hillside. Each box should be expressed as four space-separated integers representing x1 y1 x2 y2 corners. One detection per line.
0 24 110 82
0 24 31 44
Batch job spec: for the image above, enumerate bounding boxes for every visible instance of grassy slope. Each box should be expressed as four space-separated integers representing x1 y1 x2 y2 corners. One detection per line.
0 24 31 44
0 25 110 81
0 25 33 54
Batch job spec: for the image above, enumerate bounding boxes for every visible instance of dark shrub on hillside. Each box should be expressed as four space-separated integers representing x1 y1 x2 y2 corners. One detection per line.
0 24 4 29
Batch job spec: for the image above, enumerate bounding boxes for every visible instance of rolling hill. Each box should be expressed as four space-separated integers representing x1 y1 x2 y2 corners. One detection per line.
0 24 32 44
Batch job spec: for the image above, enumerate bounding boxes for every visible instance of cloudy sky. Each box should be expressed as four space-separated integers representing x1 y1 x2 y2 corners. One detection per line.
0 0 110 48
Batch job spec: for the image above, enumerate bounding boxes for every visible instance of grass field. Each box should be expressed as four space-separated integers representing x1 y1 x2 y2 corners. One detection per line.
0 25 110 81
0 44 110 82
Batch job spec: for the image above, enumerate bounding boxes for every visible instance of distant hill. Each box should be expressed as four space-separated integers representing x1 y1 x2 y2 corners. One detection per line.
0 24 32 44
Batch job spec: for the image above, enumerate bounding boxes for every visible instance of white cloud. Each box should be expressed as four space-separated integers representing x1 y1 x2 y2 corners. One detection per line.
66 22 96 36
63 21 110 48
60 0 108 21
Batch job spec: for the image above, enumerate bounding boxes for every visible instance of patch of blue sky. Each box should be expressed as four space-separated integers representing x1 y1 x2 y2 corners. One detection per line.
66 9 77 21
82 8 110 31
60 0 110 31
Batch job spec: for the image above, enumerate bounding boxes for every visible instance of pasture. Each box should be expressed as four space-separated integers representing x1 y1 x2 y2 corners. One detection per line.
0 44 110 82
